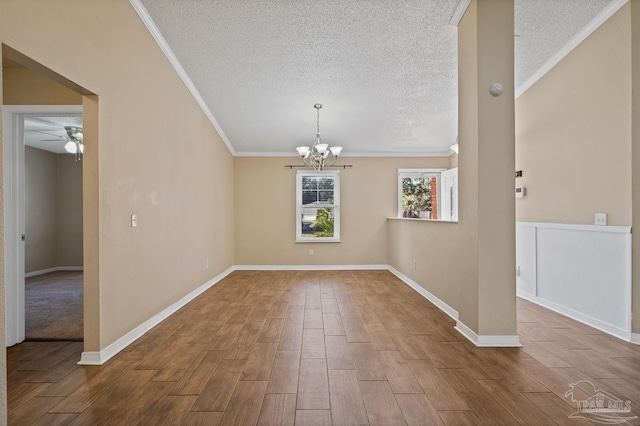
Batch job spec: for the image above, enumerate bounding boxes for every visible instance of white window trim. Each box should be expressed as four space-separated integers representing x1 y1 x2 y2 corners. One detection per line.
296 170 340 243
398 168 446 219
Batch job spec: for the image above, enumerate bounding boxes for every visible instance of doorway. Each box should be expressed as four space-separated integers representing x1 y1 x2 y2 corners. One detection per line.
24 113 84 341
3 106 83 345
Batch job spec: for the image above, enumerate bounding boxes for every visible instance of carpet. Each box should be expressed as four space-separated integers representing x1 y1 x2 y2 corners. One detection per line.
25 271 83 341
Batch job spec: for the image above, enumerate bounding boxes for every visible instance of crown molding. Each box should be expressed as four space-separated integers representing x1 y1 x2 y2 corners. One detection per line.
449 0 471 27
235 151 300 157
342 151 453 158
128 0 236 156
516 0 629 98
234 150 454 158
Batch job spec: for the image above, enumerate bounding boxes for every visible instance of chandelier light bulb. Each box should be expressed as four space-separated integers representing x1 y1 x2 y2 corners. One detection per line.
315 143 328 154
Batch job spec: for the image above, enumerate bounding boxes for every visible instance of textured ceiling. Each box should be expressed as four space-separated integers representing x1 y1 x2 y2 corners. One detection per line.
138 0 617 156
24 116 83 154
514 0 614 88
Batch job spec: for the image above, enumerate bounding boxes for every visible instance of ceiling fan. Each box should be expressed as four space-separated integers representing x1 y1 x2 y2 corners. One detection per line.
42 126 84 161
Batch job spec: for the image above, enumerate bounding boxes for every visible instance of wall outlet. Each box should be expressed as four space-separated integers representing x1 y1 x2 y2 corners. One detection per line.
412 259 416 269
309 249 314 256
595 213 607 226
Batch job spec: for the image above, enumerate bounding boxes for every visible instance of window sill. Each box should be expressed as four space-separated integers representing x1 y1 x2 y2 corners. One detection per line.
387 217 458 223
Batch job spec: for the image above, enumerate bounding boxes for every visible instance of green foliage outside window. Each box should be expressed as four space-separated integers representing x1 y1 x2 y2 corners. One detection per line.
402 177 432 218
312 207 334 237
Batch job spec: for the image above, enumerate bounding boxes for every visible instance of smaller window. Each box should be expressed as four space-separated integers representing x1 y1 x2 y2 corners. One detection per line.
296 171 340 242
398 169 444 219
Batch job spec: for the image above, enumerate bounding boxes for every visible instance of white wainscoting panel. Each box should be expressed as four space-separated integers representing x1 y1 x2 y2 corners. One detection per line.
516 222 632 341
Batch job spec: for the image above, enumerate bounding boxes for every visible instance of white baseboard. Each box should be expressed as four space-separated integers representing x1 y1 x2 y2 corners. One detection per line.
78 351 102 365
25 266 83 278
631 333 640 345
517 290 631 342
234 264 389 271
455 321 522 347
78 266 235 365
387 266 458 321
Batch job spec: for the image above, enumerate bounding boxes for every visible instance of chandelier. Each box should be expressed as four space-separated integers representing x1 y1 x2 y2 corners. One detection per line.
295 103 343 171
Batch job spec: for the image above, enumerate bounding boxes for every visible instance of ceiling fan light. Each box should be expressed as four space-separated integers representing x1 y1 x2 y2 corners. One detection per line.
64 141 77 154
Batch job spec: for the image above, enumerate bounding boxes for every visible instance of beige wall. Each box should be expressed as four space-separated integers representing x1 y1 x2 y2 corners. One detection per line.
388 219 459 311
3 67 82 105
234 156 450 265
515 4 632 226
457 0 517 337
24 147 84 272
457 0 480 332
5 58 84 272
25 147 58 271
449 153 458 169
56 154 83 266
2 0 235 349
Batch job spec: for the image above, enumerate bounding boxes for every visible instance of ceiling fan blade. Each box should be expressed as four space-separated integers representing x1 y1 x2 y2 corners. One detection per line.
29 130 65 138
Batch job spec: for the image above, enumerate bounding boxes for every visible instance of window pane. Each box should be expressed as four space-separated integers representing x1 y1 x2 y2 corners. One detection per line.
317 177 334 190
318 190 334 203
302 191 317 205
302 176 318 190
300 206 334 238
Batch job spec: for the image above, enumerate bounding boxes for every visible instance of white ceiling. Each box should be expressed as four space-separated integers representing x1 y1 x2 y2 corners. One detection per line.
134 0 618 156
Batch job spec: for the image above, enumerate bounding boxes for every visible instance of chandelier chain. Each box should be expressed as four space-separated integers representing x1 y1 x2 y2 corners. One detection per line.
316 104 322 137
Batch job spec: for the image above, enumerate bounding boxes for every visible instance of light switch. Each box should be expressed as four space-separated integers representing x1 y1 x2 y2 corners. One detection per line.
595 213 607 226
131 213 138 228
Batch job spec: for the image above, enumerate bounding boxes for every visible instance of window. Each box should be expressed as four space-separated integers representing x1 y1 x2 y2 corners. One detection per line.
398 169 444 220
296 171 340 242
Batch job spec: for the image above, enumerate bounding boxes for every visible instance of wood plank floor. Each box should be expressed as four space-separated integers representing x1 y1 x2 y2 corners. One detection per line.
7 270 640 425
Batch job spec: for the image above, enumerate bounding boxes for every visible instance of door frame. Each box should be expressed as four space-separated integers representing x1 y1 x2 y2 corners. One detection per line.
3 104 83 346
441 167 458 222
